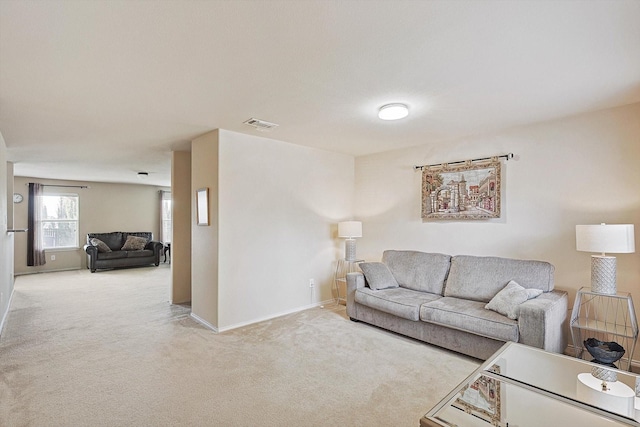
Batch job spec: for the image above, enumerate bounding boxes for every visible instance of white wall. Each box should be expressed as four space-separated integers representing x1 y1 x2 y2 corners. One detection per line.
216 129 354 330
355 103 640 352
0 131 15 335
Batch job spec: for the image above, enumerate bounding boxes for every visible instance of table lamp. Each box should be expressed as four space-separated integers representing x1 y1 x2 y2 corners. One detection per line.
576 223 635 294
338 221 362 261
577 372 635 418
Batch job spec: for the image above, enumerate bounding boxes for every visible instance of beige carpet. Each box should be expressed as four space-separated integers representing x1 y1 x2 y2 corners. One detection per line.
0 266 479 426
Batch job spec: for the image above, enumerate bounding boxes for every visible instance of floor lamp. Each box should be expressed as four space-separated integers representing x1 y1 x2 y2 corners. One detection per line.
576 223 635 294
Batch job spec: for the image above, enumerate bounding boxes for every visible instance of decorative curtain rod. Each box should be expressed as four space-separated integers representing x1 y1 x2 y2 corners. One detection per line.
414 153 514 171
26 183 89 189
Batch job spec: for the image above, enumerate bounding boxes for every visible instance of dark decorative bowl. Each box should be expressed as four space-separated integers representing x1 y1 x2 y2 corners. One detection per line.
584 338 625 364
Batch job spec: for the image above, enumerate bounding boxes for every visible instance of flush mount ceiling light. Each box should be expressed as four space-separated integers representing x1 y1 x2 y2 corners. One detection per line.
378 103 409 121
137 172 149 179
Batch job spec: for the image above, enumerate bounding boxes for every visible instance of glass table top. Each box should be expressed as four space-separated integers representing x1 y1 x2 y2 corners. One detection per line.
422 342 640 427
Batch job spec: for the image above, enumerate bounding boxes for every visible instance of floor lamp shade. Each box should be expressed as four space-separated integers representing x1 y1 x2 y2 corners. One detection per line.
576 224 635 294
338 221 362 261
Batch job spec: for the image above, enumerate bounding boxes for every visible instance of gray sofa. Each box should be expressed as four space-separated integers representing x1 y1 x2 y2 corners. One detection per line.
84 232 163 273
346 250 568 360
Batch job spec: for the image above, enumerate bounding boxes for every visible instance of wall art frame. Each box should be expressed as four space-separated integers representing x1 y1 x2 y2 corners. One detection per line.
196 187 209 226
421 159 501 220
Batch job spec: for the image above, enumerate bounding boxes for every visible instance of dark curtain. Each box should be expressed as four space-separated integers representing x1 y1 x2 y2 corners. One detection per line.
27 182 46 266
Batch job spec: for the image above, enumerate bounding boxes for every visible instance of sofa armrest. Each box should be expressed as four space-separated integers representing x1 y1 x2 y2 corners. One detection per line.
346 272 366 318
145 240 164 252
84 244 98 272
144 240 164 265
518 290 568 353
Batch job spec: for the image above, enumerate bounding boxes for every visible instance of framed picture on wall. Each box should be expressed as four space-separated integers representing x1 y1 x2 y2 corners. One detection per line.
421 159 501 220
196 188 209 226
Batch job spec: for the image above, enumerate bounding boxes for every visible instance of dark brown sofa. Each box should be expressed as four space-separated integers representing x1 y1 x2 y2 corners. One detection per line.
84 232 163 273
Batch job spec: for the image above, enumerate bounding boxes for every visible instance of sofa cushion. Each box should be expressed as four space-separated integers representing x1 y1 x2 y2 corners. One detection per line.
444 255 555 303
382 250 451 294
90 238 112 253
121 235 148 251
420 296 519 342
127 249 154 258
485 280 543 320
96 251 128 260
355 287 442 321
359 262 399 290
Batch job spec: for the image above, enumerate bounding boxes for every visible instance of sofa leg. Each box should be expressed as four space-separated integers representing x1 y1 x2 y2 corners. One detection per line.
349 317 359 322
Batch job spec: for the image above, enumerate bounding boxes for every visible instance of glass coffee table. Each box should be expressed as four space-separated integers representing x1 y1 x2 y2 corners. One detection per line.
421 342 640 426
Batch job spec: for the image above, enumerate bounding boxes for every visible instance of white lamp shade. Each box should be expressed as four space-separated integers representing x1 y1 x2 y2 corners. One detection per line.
576 224 635 254
577 373 635 418
338 221 362 238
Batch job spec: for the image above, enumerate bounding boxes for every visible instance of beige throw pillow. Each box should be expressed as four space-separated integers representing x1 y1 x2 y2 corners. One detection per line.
121 235 148 251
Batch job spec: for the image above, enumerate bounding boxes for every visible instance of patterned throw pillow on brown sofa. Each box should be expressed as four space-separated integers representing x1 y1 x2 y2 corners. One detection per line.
121 235 148 251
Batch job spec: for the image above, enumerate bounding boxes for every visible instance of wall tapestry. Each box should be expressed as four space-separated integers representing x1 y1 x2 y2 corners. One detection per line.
421 159 501 220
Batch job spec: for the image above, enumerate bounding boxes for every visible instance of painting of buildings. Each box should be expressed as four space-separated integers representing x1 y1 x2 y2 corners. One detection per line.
421 161 501 220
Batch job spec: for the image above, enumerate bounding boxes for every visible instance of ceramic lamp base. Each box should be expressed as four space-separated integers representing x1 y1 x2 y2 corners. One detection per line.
591 255 617 295
592 366 618 383
345 239 357 261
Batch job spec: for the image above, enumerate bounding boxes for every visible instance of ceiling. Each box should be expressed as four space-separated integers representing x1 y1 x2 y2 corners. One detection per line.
1 1 639 188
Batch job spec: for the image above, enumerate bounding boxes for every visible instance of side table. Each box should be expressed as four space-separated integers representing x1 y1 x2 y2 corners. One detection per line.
570 287 639 371
334 258 364 305
163 243 171 263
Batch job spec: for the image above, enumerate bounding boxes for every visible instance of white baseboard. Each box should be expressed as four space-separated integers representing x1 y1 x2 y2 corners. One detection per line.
190 312 219 333
190 298 337 334
0 287 15 338
216 299 336 333
14 267 83 276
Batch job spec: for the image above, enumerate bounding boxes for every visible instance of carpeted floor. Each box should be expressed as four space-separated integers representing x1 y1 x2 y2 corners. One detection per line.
0 266 479 426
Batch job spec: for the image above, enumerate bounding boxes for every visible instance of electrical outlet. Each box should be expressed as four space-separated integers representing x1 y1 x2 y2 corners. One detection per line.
51 255 56 261
309 279 315 287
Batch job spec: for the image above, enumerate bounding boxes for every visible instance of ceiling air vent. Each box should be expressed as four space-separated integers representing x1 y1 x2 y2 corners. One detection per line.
243 118 279 132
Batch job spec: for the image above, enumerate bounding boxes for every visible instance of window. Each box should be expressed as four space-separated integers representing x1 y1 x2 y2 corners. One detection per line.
41 193 79 249
161 191 172 243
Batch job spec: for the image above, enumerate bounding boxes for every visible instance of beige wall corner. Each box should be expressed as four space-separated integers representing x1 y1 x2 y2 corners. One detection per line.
190 130 219 330
188 128 355 331
216 129 354 330
171 150 192 304
0 132 15 334
6 162 13 230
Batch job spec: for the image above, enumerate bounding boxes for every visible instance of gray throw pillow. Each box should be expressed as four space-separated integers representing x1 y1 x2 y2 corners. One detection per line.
90 238 112 253
359 262 399 290
121 235 148 251
485 280 542 320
